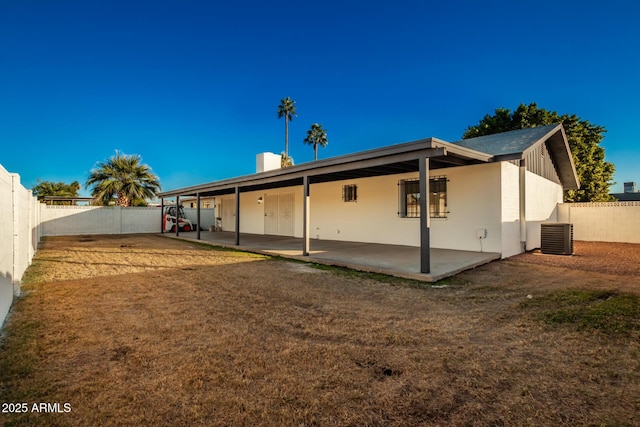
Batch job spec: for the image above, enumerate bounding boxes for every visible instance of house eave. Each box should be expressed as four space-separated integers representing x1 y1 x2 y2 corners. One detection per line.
158 137 493 198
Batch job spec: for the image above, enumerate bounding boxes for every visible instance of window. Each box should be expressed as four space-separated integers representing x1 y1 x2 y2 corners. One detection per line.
342 184 357 202
399 177 448 218
429 177 447 218
399 179 420 218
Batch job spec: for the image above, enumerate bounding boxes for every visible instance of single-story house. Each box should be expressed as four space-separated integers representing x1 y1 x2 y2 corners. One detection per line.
158 123 579 273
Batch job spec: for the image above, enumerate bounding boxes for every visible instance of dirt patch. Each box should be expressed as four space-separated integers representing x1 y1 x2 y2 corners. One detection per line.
508 241 640 292
1 235 639 426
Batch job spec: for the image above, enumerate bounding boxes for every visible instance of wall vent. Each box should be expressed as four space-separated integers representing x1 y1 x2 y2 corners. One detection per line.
540 223 574 255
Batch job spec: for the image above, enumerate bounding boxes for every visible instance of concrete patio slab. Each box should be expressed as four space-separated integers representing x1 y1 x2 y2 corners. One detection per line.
163 231 501 282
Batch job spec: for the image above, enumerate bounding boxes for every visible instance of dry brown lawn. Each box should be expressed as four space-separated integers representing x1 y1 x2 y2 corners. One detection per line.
1 235 639 426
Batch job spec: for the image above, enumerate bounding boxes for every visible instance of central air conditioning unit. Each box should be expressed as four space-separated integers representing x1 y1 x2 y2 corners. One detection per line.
540 223 574 255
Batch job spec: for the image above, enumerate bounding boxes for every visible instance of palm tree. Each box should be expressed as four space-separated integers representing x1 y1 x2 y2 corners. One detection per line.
86 151 161 206
32 180 81 205
277 97 297 158
280 152 294 168
303 123 328 161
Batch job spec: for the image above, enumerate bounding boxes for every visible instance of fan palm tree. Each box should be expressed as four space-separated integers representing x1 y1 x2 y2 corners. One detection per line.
277 97 297 158
303 123 328 161
85 151 161 206
32 180 81 205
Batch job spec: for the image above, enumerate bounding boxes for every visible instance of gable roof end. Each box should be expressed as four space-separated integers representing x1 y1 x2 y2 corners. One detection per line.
452 124 580 190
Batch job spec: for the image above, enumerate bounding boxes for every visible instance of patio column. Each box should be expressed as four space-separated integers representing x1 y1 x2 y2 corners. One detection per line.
235 186 240 245
196 192 201 240
160 197 164 233
176 196 180 237
419 157 430 273
302 176 310 256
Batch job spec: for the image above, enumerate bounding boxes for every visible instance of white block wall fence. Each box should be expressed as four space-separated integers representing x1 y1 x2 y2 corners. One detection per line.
558 202 640 244
0 165 41 328
40 206 215 236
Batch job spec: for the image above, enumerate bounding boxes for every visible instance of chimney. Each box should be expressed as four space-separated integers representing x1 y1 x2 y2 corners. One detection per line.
256 152 281 173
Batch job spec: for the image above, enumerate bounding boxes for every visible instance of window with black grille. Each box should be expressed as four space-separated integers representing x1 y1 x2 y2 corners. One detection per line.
342 184 357 202
429 177 448 218
399 179 420 217
399 177 448 218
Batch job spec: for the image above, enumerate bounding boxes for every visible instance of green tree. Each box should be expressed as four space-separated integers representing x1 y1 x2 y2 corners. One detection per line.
32 180 81 204
463 103 615 202
277 97 297 158
304 123 328 161
86 151 161 206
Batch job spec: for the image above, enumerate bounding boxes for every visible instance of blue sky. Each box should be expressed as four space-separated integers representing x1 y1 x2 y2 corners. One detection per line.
1 0 638 195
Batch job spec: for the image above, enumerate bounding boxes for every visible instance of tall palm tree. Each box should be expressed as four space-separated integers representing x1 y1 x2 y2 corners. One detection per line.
303 123 328 161
277 97 297 158
86 151 161 206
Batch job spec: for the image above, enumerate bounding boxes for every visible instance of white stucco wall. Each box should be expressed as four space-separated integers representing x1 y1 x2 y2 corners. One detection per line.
429 163 503 253
309 172 419 245
215 162 569 256
499 162 565 257
220 164 506 253
500 162 522 258
524 170 563 250
234 186 302 237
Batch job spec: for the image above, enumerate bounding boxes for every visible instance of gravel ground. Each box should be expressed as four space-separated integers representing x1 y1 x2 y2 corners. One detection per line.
509 240 640 277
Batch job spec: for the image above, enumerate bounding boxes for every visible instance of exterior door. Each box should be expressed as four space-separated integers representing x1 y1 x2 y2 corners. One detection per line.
221 197 235 232
278 192 294 236
264 194 279 235
264 192 294 236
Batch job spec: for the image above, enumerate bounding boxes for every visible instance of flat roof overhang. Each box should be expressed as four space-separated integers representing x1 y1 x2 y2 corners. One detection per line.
158 137 493 198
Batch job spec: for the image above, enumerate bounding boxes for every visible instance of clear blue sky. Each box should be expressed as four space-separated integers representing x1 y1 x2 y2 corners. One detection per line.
1 0 638 195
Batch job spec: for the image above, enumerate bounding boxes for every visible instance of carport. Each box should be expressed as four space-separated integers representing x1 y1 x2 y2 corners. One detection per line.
157 137 494 275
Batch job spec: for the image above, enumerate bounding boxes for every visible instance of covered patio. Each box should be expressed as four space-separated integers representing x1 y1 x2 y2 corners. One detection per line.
164 231 500 282
158 136 496 276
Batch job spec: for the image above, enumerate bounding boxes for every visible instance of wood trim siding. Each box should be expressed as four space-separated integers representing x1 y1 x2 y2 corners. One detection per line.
524 142 561 185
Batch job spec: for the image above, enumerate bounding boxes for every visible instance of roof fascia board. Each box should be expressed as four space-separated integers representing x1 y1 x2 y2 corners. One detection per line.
434 140 493 162
305 147 446 178
159 138 440 197
159 147 448 198
548 125 580 189
159 137 496 198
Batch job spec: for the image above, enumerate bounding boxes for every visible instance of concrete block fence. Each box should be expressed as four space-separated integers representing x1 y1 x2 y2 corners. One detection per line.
558 202 640 243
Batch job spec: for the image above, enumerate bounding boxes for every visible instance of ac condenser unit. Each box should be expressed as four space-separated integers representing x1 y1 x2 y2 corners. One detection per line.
540 223 574 255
